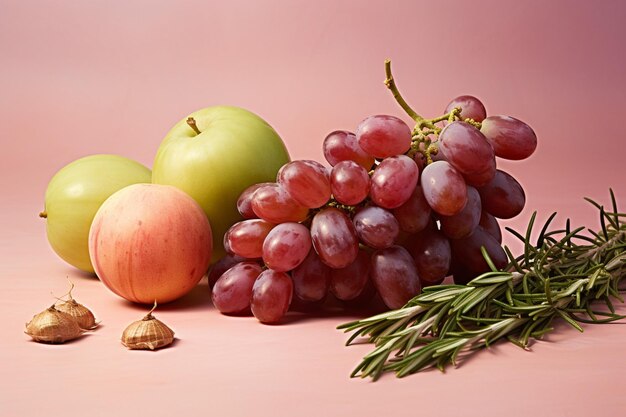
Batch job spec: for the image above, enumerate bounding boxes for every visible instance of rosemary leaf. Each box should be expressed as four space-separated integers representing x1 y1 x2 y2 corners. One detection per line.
339 192 626 379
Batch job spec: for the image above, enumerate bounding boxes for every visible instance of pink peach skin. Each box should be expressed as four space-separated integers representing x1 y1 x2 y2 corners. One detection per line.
88 183 212 304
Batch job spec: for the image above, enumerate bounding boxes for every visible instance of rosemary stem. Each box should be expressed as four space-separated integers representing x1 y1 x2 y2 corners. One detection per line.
340 193 626 379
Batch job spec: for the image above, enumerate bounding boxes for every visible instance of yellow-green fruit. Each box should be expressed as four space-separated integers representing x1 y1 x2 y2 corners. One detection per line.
41 155 152 273
152 106 290 262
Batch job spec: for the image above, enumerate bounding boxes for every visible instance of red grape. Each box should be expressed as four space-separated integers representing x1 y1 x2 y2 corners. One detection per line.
371 245 421 309
262 222 311 272
329 249 371 301
479 211 502 243
237 182 272 219
421 161 468 216
463 156 496 187
480 115 537 160
405 228 451 286
223 231 233 254
414 152 427 171
330 160 370 205
207 253 246 288
278 160 331 209
449 259 475 285
439 121 495 176
431 147 448 163
356 115 412 158
310 207 359 268
251 269 293 324
226 219 275 259
440 186 481 239
478 170 525 219
323 130 374 169
251 184 309 223
353 206 399 249
340 280 379 310
289 295 325 313
450 226 508 277
370 155 419 209
392 185 432 234
444 95 487 122
291 248 330 302
212 262 262 314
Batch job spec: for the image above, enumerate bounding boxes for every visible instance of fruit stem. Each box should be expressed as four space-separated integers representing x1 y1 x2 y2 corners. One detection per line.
143 300 158 320
425 144 438 164
39 211 47 219
427 108 461 125
63 277 75 301
186 117 201 135
384 59 423 123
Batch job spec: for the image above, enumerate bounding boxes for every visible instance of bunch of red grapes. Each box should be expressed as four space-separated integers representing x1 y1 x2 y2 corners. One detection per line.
209 95 536 324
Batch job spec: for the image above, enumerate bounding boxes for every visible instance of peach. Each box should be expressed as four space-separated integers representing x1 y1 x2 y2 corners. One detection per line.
89 184 212 304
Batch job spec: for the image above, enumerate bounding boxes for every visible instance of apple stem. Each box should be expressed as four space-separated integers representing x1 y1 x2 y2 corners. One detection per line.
187 117 201 135
39 211 47 219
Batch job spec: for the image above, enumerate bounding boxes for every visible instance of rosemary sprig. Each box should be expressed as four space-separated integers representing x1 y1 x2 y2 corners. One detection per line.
338 191 626 380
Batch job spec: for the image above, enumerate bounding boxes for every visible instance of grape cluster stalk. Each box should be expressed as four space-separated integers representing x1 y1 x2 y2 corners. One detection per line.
209 59 538 324
339 192 626 379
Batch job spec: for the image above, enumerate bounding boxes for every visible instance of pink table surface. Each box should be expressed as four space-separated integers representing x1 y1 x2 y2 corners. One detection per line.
2 1 626 416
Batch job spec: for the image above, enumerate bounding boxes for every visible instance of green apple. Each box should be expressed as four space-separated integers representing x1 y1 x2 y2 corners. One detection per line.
41 154 152 273
152 106 290 262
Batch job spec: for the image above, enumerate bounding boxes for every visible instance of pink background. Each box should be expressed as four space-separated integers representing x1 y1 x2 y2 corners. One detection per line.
2 1 626 416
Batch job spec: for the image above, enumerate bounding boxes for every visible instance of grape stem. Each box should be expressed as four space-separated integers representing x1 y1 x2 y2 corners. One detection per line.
425 144 438 164
384 59 423 123
385 60 485 168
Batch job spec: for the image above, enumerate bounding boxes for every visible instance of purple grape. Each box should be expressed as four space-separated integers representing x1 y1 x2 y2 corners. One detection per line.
444 95 487 122
392 185 432 234
353 206 400 249
356 115 412 158
291 249 330 302
212 261 262 314
371 245 421 309
481 115 537 160
329 249 371 301
478 170 525 219
330 160 370 205
278 160 331 209
420 161 468 216
370 155 419 209
323 130 375 169
440 186 481 239
262 222 312 272
251 269 293 324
